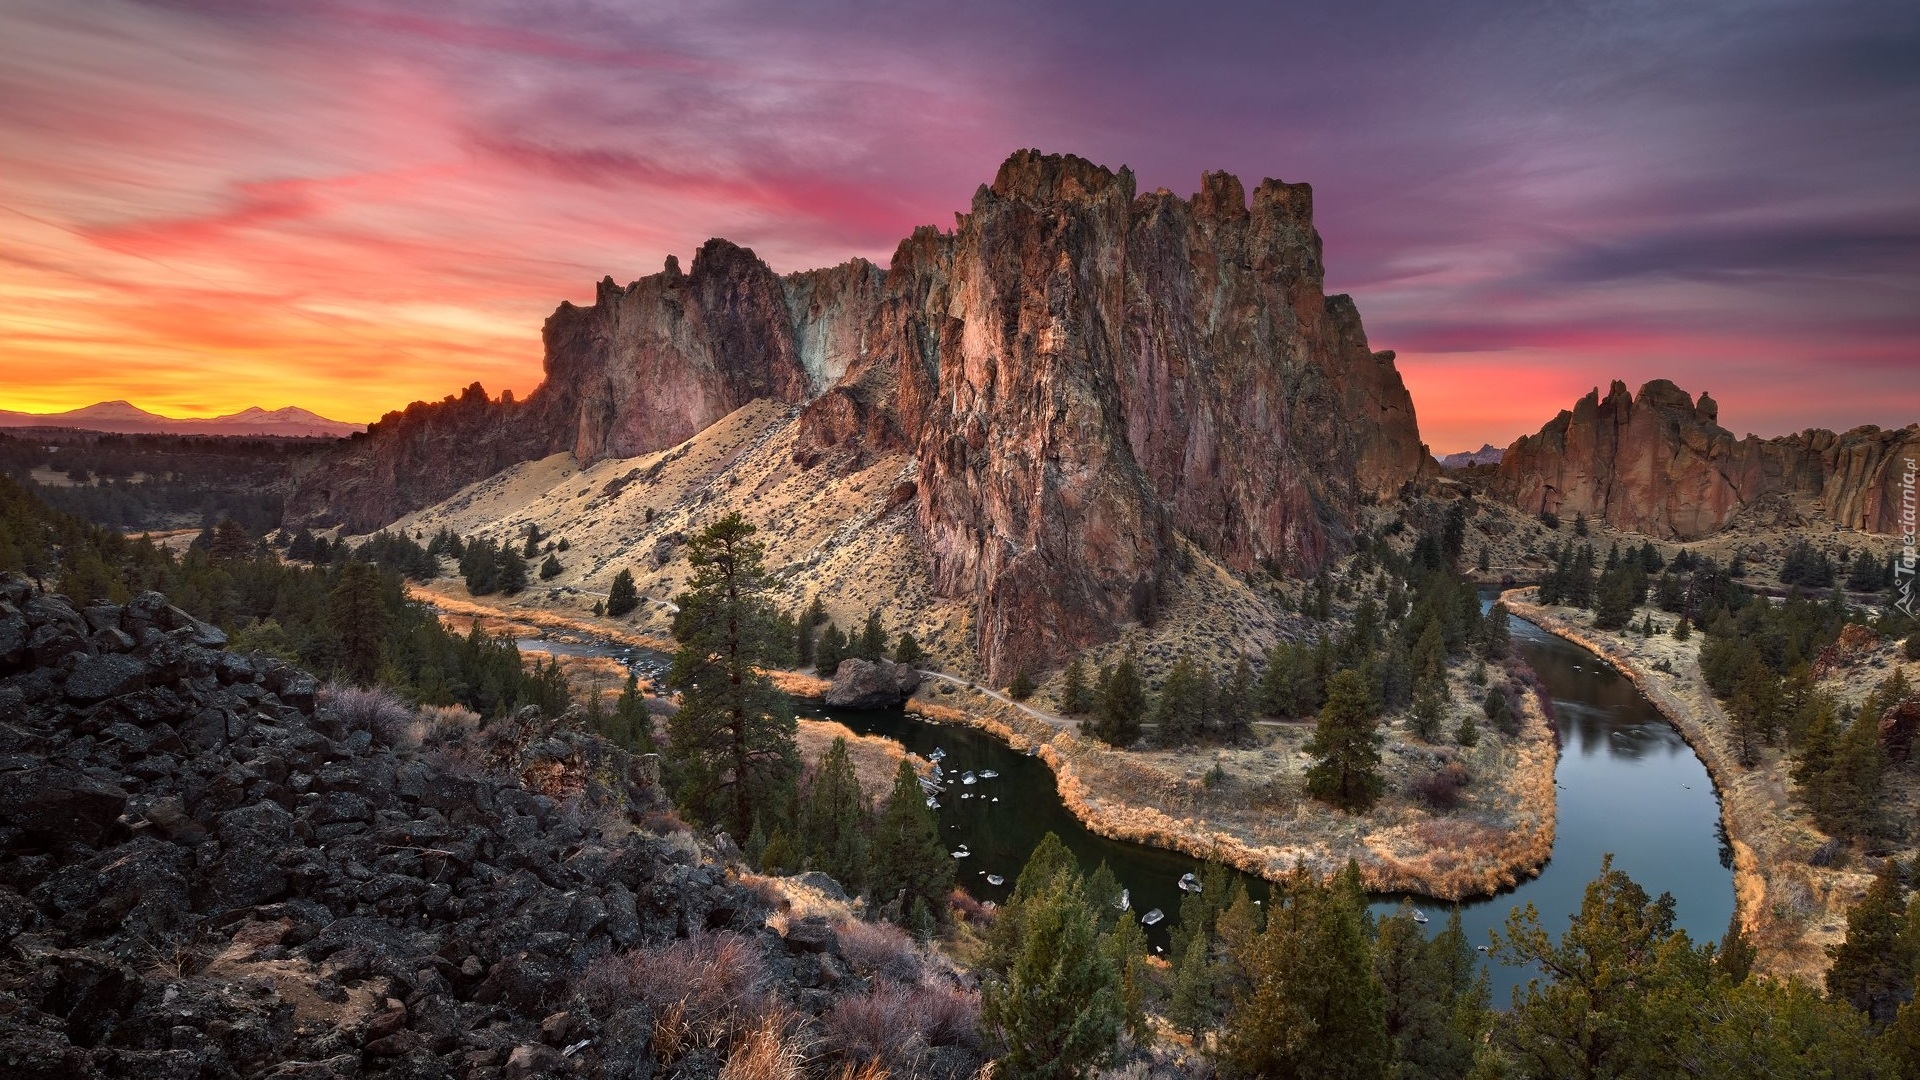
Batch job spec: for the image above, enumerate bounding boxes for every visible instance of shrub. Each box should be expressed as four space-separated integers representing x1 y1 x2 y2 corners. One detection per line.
318 683 414 747
577 931 774 1046
1412 771 1462 812
835 919 922 983
417 703 481 746
823 982 980 1073
719 1013 808 1080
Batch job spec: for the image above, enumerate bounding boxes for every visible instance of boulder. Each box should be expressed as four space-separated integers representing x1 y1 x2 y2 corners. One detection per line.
0 765 127 846
823 658 922 709
63 654 150 704
1879 697 1920 763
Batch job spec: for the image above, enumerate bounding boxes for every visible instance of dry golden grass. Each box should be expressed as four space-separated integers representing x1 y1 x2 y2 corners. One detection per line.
1503 588 1917 985
796 718 915 796
770 670 832 698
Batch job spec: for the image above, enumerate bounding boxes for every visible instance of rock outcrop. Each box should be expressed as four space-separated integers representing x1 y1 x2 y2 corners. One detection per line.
822 658 923 709
0 574 982 1079
289 150 1433 679
1492 379 1920 539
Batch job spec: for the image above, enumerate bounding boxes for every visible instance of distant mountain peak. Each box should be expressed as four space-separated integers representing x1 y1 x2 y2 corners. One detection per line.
1435 443 1504 469
0 400 362 438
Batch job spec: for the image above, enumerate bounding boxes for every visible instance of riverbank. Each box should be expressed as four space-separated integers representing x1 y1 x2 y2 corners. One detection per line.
873 675 1558 902
419 587 1559 902
1501 588 1870 984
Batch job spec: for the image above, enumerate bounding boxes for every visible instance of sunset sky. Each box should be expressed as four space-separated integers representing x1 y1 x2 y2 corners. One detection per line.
2 0 1915 451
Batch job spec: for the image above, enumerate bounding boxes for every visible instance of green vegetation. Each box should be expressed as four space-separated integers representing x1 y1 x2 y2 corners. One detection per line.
663 513 798 838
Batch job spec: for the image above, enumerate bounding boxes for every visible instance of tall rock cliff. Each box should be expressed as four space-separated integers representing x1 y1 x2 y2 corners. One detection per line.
1492 379 1920 539
289 150 1431 679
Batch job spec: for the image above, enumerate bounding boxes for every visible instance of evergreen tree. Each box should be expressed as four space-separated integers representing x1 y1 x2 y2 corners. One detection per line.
663 514 797 838
605 568 639 617
539 553 562 580
868 758 952 919
1169 932 1217 1040
209 518 253 560
1149 655 1210 747
814 621 846 676
1826 861 1913 1028
1672 615 1692 641
1258 642 1305 718
496 547 529 595
1306 670 1386 812
1482 602 1511 659
1219 863 1390 1079
800 737 869 892
1101 908 1152 1047
1490 855 1708 1077
1008 668 1037 700
1218 657 1256 744
1059 656 1093 715
327 561 388 684
1410 680 1446 742
858 607 886 661
1718 912 1756 986
893 631 923 666
1089 650 1146 747
599 673 653 753
981 871 1123 1080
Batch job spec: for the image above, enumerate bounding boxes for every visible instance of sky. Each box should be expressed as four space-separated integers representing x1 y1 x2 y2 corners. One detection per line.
1 0 1915 451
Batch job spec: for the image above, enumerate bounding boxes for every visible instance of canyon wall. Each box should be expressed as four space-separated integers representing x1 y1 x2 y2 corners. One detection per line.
288 150 1432 679
1492 379 1920 539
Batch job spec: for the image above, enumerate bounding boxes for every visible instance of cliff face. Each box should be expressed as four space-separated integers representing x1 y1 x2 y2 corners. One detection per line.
285 239 830 532
1492 379 1920 538
289 150 1432 679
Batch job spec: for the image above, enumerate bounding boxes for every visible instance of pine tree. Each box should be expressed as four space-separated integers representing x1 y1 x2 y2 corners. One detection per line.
1672 615 1692 641
814 621 846 676
1825 860 1912 1027
1218 657 1256 744
327 561 388 684
1717 912 1756 986
1482 602 1511 659
539 553 562 580
1219 864 1390 1079
1059 656 1092 715
1306 670 1385 812
893 631 923 666
800 737 869 892
605 568 639 617
496 547 529 594
1169 933 1217 1039
868 758 951 920
981 872 1123 1080
1089 650 1145 747
1410 680 1446 742
663 514 797 838
209 518 253 560
1008 668 1037 700
858 608 886 661
1149 655 1209 747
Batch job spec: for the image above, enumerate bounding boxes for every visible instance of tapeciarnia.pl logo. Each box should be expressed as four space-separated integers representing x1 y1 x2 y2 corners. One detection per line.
1898 456 1916 618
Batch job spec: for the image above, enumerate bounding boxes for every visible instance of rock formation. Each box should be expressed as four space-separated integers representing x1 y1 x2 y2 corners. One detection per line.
289 150 1432 679
822 657 923 709
0 574 983 1078
1492 379 1920 539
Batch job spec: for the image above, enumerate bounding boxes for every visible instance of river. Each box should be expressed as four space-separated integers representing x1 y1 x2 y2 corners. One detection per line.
516 602 1734 1004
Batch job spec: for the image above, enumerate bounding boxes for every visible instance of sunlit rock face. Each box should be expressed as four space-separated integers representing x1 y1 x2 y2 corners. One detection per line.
1493 378 1920 539
289 150 1432 679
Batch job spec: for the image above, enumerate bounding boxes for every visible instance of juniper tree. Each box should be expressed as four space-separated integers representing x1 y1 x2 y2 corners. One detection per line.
1059 656 1092 715
664 514 798 838
1305 670 1385 812
539 553 562 580
893 631 923 666
605 568 639 617
1218 862 1390 1079
981 863 1123 1079
1088 651 1145 747
800 737 869 891
868 757 951 920
1218 657 1256 744
814 621 846 676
